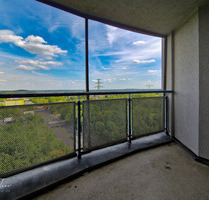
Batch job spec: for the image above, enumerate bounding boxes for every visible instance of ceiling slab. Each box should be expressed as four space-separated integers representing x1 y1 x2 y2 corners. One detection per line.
41 0 208 36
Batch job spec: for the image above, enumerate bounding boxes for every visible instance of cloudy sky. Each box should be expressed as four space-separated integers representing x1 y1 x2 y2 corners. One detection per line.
0 0 162 91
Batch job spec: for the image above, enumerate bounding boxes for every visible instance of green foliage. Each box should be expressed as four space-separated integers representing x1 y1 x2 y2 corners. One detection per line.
30 96 86 104
0 93 164 175
30 96 68 104
132 97 164 136
0 108 73 174
49 103 74 122
83 96 164 150
83 99 127 149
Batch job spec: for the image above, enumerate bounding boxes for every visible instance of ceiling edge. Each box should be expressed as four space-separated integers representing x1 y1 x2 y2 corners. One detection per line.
36 0 167 38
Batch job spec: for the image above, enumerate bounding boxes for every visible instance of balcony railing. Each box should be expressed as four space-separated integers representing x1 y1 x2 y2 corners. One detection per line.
0 102 76 177
0 91 172 178
83 98 128 152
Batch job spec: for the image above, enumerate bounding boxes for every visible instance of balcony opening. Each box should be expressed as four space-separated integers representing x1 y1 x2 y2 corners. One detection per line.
0 0 173 199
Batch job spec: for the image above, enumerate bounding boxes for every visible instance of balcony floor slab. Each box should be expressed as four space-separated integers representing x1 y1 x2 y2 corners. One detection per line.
32 142 209 200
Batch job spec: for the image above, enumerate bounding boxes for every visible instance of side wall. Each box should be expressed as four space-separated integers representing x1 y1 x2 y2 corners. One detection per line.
167 12 199 155
199 6 209 159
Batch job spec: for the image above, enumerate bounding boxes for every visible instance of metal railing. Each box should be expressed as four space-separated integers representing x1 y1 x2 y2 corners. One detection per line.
132 97 165 139
82 98 127 152
0 90 172 177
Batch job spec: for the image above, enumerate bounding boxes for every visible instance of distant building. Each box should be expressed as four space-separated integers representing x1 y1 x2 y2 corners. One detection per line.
24 111 34 115
4 99 24 106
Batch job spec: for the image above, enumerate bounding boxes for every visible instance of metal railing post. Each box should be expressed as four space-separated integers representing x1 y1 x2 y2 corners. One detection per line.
128 95 132 143
77 100 81 158
165 96 168 135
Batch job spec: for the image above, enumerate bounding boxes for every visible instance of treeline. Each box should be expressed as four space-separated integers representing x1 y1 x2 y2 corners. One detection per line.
30 93 161 104
30 96 86 104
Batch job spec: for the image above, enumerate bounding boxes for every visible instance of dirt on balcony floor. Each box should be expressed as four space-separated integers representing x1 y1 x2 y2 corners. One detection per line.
33 142 209 200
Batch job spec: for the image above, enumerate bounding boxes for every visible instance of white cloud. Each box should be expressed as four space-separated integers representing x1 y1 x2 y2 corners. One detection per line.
122 67 128 70
0 72 5 74
15 59 63 70
35 65 49 70
133 59 156 64
104 78 117 83
148 70 158 73
25 35 46 44
101 66 111 70
106 25 119 45
0 80 6 82
16 65 35 71
133 41 146 45
70 81 76 84
0 30 23 43
104 26 161 64
116 71 139 76
68 80 78 85
106 25 147 46
0 30 67 57
0 69 85 90
119 78 131 81
95 77 130 83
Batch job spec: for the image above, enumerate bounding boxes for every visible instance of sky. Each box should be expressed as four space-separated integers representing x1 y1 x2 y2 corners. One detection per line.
0 0 162 91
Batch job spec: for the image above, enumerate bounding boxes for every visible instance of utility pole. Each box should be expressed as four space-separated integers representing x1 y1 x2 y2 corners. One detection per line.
145 84 153 89
94 79 104 91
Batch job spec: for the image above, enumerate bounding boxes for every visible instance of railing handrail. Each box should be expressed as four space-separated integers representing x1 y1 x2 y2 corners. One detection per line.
0 90 173 98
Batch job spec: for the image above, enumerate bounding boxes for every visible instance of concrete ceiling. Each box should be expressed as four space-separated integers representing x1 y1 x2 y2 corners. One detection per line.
43 0 208 36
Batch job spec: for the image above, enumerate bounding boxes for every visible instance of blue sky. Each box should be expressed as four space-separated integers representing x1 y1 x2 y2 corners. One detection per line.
0 0 162 91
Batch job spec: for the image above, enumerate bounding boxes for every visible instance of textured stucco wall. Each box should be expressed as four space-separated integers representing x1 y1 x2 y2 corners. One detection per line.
199 6 209 159
172 12 199 154
167 8 209 159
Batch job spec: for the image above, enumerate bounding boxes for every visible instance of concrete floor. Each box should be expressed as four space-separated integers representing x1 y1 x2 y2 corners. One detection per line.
33 143 209 200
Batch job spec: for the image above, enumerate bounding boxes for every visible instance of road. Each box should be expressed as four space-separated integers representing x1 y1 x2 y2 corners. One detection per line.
36 109 75 149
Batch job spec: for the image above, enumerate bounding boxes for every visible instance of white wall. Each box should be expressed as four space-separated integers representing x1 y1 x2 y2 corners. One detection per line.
167 12 199 155
167 7 209 160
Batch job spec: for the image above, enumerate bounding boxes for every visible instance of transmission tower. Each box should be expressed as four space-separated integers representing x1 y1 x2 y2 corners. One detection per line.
94 79 104 91
145 84 153 89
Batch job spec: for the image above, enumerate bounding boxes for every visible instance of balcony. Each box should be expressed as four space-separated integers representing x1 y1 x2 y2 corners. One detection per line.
0 91 173 199
1 0 209 199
